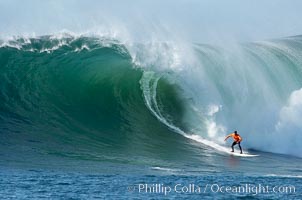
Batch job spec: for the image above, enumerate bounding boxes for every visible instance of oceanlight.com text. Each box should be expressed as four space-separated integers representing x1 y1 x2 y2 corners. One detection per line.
127 183 296 196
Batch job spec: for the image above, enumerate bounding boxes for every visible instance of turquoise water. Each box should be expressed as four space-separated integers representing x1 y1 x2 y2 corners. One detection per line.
0 35 302 199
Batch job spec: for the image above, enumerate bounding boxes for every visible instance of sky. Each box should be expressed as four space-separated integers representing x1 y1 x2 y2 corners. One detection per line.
1 0 302 43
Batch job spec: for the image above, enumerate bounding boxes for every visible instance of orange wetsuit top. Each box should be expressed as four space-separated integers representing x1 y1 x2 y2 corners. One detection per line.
228 133 242 142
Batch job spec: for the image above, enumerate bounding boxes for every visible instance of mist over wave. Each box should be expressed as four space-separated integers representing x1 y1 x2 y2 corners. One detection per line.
0 33 302 161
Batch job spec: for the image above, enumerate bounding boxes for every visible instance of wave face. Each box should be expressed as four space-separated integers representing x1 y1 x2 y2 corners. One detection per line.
0 34 302 163
0 35 190 165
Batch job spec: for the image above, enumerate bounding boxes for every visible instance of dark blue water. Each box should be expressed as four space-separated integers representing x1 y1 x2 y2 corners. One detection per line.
1 144 301 199
1 163 301 199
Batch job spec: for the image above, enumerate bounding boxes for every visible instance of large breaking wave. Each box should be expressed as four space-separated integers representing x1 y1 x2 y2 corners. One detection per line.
0 33 302 161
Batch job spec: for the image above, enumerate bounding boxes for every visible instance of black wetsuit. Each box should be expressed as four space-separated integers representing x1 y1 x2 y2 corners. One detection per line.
232 141 242 153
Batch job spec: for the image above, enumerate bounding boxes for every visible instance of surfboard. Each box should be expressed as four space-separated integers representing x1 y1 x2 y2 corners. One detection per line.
226 151 259 157
212 146 259 157
184 134 259 157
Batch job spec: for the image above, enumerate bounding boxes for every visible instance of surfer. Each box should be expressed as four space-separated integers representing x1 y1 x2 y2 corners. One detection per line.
224 131 243 154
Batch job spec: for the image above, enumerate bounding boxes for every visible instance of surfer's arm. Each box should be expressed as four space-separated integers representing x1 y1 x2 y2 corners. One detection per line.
224 134 232 141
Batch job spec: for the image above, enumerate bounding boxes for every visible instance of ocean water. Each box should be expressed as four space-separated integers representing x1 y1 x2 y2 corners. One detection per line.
0 35 302 199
